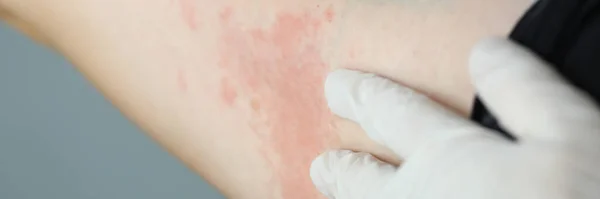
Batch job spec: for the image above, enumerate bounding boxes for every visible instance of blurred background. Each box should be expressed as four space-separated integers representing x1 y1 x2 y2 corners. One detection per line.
0 23 224 199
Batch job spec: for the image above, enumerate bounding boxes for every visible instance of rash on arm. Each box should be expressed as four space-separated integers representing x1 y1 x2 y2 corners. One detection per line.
0 0 532 198
214 5 342 199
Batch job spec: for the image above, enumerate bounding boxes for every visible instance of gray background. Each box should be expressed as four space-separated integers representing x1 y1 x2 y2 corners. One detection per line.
0 23 224 199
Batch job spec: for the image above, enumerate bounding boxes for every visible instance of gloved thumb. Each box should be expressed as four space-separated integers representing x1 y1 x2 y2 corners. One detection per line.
310 150 397 199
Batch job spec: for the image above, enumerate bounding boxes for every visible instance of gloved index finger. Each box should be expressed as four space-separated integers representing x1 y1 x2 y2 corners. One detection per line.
326 69 485 158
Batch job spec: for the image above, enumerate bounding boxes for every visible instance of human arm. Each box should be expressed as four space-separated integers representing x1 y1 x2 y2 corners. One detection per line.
0 0 531 198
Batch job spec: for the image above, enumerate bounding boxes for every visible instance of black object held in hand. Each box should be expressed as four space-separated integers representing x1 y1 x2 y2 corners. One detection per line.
470 0 600 140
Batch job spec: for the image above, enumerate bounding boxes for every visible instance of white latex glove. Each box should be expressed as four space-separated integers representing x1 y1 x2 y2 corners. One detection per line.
310 38 600 199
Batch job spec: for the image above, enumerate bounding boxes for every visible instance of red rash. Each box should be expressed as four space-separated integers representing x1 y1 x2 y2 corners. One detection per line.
173 0 199 30
217 6 337 199
219 6 233 22
325 5 335 23
176 68 188 92
170 0 200 93
220 77 238 106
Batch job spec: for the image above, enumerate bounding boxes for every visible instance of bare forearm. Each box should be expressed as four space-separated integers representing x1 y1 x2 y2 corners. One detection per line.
0 0 532 198
2 0 345 198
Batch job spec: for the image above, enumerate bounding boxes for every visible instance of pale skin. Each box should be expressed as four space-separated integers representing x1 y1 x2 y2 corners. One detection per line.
0 0 532 198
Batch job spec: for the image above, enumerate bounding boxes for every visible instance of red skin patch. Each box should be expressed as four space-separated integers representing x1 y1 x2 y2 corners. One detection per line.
217 6 336 199
172 0 199 30
220 77 238 106
219 6 233 22
176 68 188 92
324 5 335 23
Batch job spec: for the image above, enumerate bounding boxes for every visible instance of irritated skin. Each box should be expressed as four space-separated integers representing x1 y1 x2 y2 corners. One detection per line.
0 0 531 198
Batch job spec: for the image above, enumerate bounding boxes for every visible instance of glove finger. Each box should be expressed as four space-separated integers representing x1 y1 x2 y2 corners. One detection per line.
326 69 483 158
310 150 396 199
470 37 600 143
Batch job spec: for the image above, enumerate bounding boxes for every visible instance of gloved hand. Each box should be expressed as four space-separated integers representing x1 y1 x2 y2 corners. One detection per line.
310 38 600 199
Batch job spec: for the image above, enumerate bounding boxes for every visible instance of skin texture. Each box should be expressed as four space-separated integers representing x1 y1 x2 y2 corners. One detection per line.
217 7 337 198
0 0 532 198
